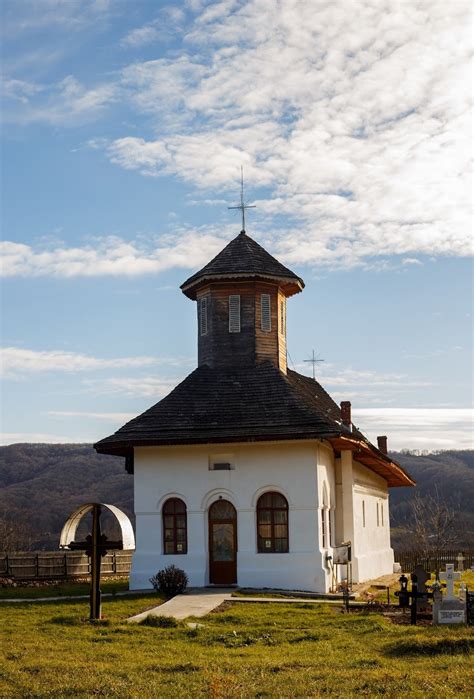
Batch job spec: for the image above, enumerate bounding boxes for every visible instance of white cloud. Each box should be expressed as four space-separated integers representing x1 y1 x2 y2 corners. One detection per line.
2 0 112 35
296 363 433 390
105 0 472 267
121 6 185 48
84 376 180 398
2 1 472 266
0 432 91 445
353 408 474 451
9 75 117 126
0 231 228 277
402 258 423 266
1 347 158 377
48 410 136 422
2 78 44 102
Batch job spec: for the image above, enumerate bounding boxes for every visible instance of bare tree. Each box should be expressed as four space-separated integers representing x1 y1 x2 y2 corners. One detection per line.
410 487 460 556
0 510 35 551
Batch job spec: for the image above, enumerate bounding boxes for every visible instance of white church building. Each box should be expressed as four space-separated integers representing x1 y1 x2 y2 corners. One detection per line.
95 230 414 592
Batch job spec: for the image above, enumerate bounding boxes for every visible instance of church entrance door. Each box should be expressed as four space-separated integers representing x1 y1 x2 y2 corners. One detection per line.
208 500 237 585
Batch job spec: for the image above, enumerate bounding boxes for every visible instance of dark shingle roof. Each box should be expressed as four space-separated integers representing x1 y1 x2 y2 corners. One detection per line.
94 363 345 453
180 231 304 298
94 362 415 487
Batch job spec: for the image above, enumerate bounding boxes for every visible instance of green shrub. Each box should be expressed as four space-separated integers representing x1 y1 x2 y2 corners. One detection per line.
140 615 179 628
149 565 188 597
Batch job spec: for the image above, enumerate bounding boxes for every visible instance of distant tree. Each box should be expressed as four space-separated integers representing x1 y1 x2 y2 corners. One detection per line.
410 487 460 555
0 510 36 551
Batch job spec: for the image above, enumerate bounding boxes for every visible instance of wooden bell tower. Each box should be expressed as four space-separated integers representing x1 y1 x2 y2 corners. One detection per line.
180 231 304 374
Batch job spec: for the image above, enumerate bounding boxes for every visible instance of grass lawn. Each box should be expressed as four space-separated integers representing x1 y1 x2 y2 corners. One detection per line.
1 591 473 698
0 579 130 599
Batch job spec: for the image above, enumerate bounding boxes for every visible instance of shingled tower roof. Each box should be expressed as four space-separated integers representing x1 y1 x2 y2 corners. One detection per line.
94 228 414 488
180 231 304 299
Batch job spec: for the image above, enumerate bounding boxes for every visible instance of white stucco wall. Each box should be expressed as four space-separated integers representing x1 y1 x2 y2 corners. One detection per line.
130 440 396 592
351 460 394 582
131 441 334 592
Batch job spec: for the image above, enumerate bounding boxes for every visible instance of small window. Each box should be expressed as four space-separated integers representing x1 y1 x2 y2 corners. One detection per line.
257 492 289 553
328 509 332 547
381 503 384 527
210 462 233 471
362 500 366 528
209 453 234 470
261 294 271 332
199 297 208 336
280 298 286 335
162 498 187 554
229 295 241 333
376 502 380 527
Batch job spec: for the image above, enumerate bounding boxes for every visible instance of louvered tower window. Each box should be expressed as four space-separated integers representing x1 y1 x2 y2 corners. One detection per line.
199 297 208 335
228 295 241 332
261 294 271 332
280 298 286 335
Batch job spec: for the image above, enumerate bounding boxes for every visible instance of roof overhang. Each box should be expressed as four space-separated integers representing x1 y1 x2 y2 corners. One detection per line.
180 273 304 299
328 435 415 487
94 429 339 459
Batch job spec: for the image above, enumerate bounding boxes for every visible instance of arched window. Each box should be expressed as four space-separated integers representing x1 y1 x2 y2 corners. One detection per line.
162 498 187 554
257 492 289 553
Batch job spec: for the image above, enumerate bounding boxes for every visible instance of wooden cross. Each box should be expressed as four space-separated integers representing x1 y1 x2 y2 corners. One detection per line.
67 504 123 620
439 563 461 600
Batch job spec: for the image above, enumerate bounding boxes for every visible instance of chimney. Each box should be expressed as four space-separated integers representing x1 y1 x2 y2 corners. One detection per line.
340 401 352 428
377 435 388 454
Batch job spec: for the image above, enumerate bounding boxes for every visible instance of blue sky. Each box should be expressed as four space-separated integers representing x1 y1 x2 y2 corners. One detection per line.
1 0 472 450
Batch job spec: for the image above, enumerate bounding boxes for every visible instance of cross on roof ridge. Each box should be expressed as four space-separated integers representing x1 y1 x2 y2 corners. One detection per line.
228 165 256 232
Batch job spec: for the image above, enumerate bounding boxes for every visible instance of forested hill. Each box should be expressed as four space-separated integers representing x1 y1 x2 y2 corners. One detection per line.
0 444 133 549
388 449 474 547
0 443 472 550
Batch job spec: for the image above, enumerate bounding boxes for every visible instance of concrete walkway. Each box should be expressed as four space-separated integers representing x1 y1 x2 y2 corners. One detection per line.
127 588 352 623
128 588 234 623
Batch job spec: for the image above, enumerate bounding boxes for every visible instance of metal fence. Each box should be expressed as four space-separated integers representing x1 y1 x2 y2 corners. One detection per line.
394 549 474 573
0 551 133 580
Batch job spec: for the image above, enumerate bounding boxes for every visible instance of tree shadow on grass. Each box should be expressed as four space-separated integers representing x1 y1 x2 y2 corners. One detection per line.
384 638 473 657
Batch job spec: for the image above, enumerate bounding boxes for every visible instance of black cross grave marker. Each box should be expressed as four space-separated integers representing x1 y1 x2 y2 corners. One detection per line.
66 504 123 620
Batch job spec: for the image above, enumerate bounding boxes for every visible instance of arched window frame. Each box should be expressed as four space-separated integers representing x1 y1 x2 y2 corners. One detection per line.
162 498 187 554
256 491 289 553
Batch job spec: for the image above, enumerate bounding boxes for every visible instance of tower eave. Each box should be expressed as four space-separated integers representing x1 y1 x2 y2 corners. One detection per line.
181 273 304 300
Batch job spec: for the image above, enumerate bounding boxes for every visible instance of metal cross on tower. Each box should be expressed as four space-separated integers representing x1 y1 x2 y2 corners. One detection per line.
304 349 325 380
228 165 256 232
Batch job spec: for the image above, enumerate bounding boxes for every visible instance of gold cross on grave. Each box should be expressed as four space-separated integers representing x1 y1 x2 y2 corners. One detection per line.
439 563 461 600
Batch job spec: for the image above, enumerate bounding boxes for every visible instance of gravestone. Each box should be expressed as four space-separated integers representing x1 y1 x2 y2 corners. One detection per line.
467 591 474 626
456 553 465 572
412 565 431 611
434 564 466 625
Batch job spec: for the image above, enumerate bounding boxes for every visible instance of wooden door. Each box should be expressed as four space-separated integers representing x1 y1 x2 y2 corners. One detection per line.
209 500 237 585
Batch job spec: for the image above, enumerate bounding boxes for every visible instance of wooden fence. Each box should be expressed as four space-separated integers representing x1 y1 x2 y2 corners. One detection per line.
394 549 474 573
0 551 133 580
